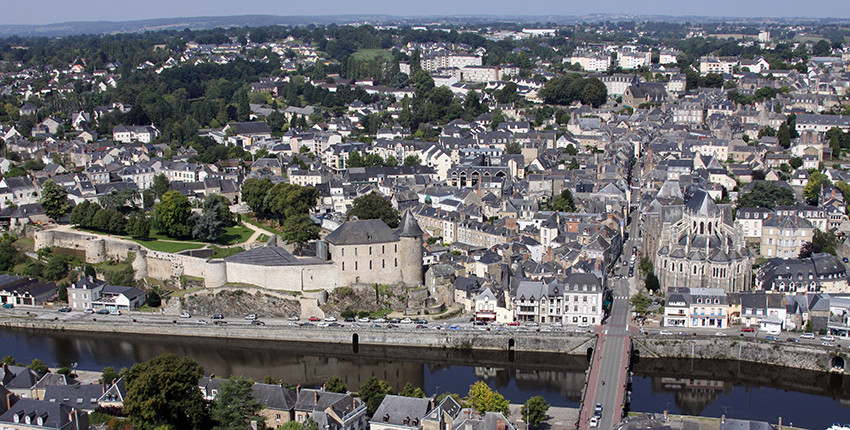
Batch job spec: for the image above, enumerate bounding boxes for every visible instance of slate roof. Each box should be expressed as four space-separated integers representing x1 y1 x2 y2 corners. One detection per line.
399 210 423 237
225 246 323 266
371 395 431 428
0 398 82 429
324 219 398 245
227 122 272 135
43 383 104 410
251 383 297 411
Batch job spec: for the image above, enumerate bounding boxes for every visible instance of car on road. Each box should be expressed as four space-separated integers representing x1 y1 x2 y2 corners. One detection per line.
715 332 728 337
400 318 413 324
844 257 849 263
741 327 755 332
507 321 520 326
287 316 299 321
589 416 599 428
197 319 207 324
389 318 401 324
449 325 460 330
213 320 227 325
415 324 428 329
628 268 634 277
58 307 71 313
251 320 265 326
415 319 427 325
373 318 387 323
659 330 672 335
823 342 835 347
526 322 539 327
765 336 778 341
301 322 314 327
594 403 603 414
473 320 488 326
1 303 13 309
787 338 799 343
801 333 815 339
358 317 370 323
212 314 224 320
317 322 329 327
180 312 191 318
97 309 109 315
328 322 342 327
308 316 320 322
822 335 836 342
245 314 257 320
110 310 121 316
84 309 94 314
324 316 337 322
344 317 355 322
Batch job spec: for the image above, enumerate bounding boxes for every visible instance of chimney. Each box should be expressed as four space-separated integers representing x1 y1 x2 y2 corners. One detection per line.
314 390 318 404
496 419 506 430
778 417 782 430
404 416 410 425
250 421 258 430
721 415 725 424
383 414 390 422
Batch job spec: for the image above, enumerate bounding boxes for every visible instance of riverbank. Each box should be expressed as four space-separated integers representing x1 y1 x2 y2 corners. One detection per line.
1 317 846 373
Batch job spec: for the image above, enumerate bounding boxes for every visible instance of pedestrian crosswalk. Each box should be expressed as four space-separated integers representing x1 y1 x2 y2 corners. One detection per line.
613 296 629 300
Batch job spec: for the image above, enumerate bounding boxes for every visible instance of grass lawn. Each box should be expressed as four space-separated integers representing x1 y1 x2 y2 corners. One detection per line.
351 49 393 61
243 217 282 236
258 234 270 242
130 238 205 253
369 309 393 318
13 238 34 252
210 245 246 259
216 225 254 245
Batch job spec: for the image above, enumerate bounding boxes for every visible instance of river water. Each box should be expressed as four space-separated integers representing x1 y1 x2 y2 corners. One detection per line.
1 327 848 429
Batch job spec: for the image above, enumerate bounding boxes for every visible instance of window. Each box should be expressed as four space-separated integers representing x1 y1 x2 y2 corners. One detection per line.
355 262 358 270
369 261 372 270
395 258 398 267
342 262 345 271
369 247 372 255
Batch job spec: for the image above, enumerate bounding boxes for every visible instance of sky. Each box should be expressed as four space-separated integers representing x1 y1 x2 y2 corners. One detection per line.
3 0 850 25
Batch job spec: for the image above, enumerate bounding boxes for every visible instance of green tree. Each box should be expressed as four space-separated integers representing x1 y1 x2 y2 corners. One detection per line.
324 376 348 393
490 109 505 131
466 381 509 416
399 382 426 398
280 213 320 252
803 171 831 205
550 189 576 212
638 256 653 275
241 177 273 217
146 288 162 307
43 255 69 281
736 182 795 209
28 359 49 375
789 156 803 169
348 193 400 228
564 144 578 156
521 396 550 430
347 151 366 168
100 366 120 385
124 354 209 430
631 292 652 314
210 376 262 430
645 272 660 293
279 422 304 430
777 122 791 148
0 237 24 272
813 39 832 56
154 191 194 239
403 155 421 166
127 214 151 239
57 282 68 302
358 376 393 415
505 141 522 154
152 174 171 199
39 180 70 220
581 77 608 107
193 209 225 242
1 356 15 365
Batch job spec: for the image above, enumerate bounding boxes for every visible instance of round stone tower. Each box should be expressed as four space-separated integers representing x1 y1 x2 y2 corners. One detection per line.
204 259 227 288
131 250 148 280
85 238 106 264
398 210 424 286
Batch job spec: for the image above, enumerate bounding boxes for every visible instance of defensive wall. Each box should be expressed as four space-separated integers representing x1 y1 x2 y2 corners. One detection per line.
31 229 336 292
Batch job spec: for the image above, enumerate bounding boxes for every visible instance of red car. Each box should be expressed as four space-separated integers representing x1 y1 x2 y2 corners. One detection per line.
741 327 755 332
507 321 520 326
309 316 320 322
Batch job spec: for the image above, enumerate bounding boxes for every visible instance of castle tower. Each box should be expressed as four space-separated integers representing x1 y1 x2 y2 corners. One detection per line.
398 210 424 286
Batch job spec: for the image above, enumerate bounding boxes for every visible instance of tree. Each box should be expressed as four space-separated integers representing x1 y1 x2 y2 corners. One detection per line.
631 292 652 315
348 193 400 228
154 191 194 239
28 359 49 375
813 39 832 56
43 255 69 281
564 144 578 156
241 177 273 217
1 356 15 365
803 171 832 205
645 272 660 293
57 282 68 302
279 422 304 430
151 174 171 199
521 396 550 430
210 376 262 430
467 381 509 416
789 156 803 169
399 382 426 398
550 189 576 212
39 180 70 220
280 213 320 252
777 122 791 148
490 109 505 131
146 288 162 307
812 228 838 256
100 366 120 385
359 376 393 415
638 257 653 275
193 209 225 242
581 77 608 107
0 237 24 272
124 354 209 430
325 376 347 393
736 182 795 209
505 141 522 154
403 155 421 166
127 214 151 239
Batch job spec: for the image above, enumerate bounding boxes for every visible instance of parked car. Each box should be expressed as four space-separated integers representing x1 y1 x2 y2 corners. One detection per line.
714 332 728 337
251 320 265 326
197 319 208 325
659 330 672 335
179 312 191 318
800 333 815 339
388 318 400 324
415 324 428 329
589 416 599 428
212 314 224 320
765 336 778 341
58 307 71 313
324 316 337 322
358 317 370 323
344 317 355 322
594 403 603 414
110 310 121 316
822 335 836 342
414 319 427 325
245 314 257 320
328 322 342 327
507 321 520 326
97 309 109 315
84 309 94 314
287 316 299 321
400 318 413 324
449 325 460 330
787 338 799 343
373 318 387 323
1 303 12 309
741 327 755 332
308 316 320 322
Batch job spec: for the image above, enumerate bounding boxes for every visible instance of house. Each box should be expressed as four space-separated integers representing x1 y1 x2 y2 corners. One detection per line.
370 395 431 430
224 122 272 147
623 83 667 107
739 291 787 330
251 383 297 428
293 389 367 430
91 285 146 311
112 124 160 143
420 396 462 430
0 364 40 399
663 287 728 329
0 398 89 430
759 215 813 259
756 253 849 294
68 277 107 311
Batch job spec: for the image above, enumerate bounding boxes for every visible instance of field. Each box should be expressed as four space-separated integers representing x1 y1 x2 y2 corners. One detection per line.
351 49 393 61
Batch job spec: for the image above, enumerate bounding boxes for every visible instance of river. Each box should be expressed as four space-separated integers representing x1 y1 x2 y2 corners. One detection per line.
1 327 849 429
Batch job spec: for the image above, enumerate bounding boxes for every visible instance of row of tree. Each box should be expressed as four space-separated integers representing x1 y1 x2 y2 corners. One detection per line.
240 179 320 247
